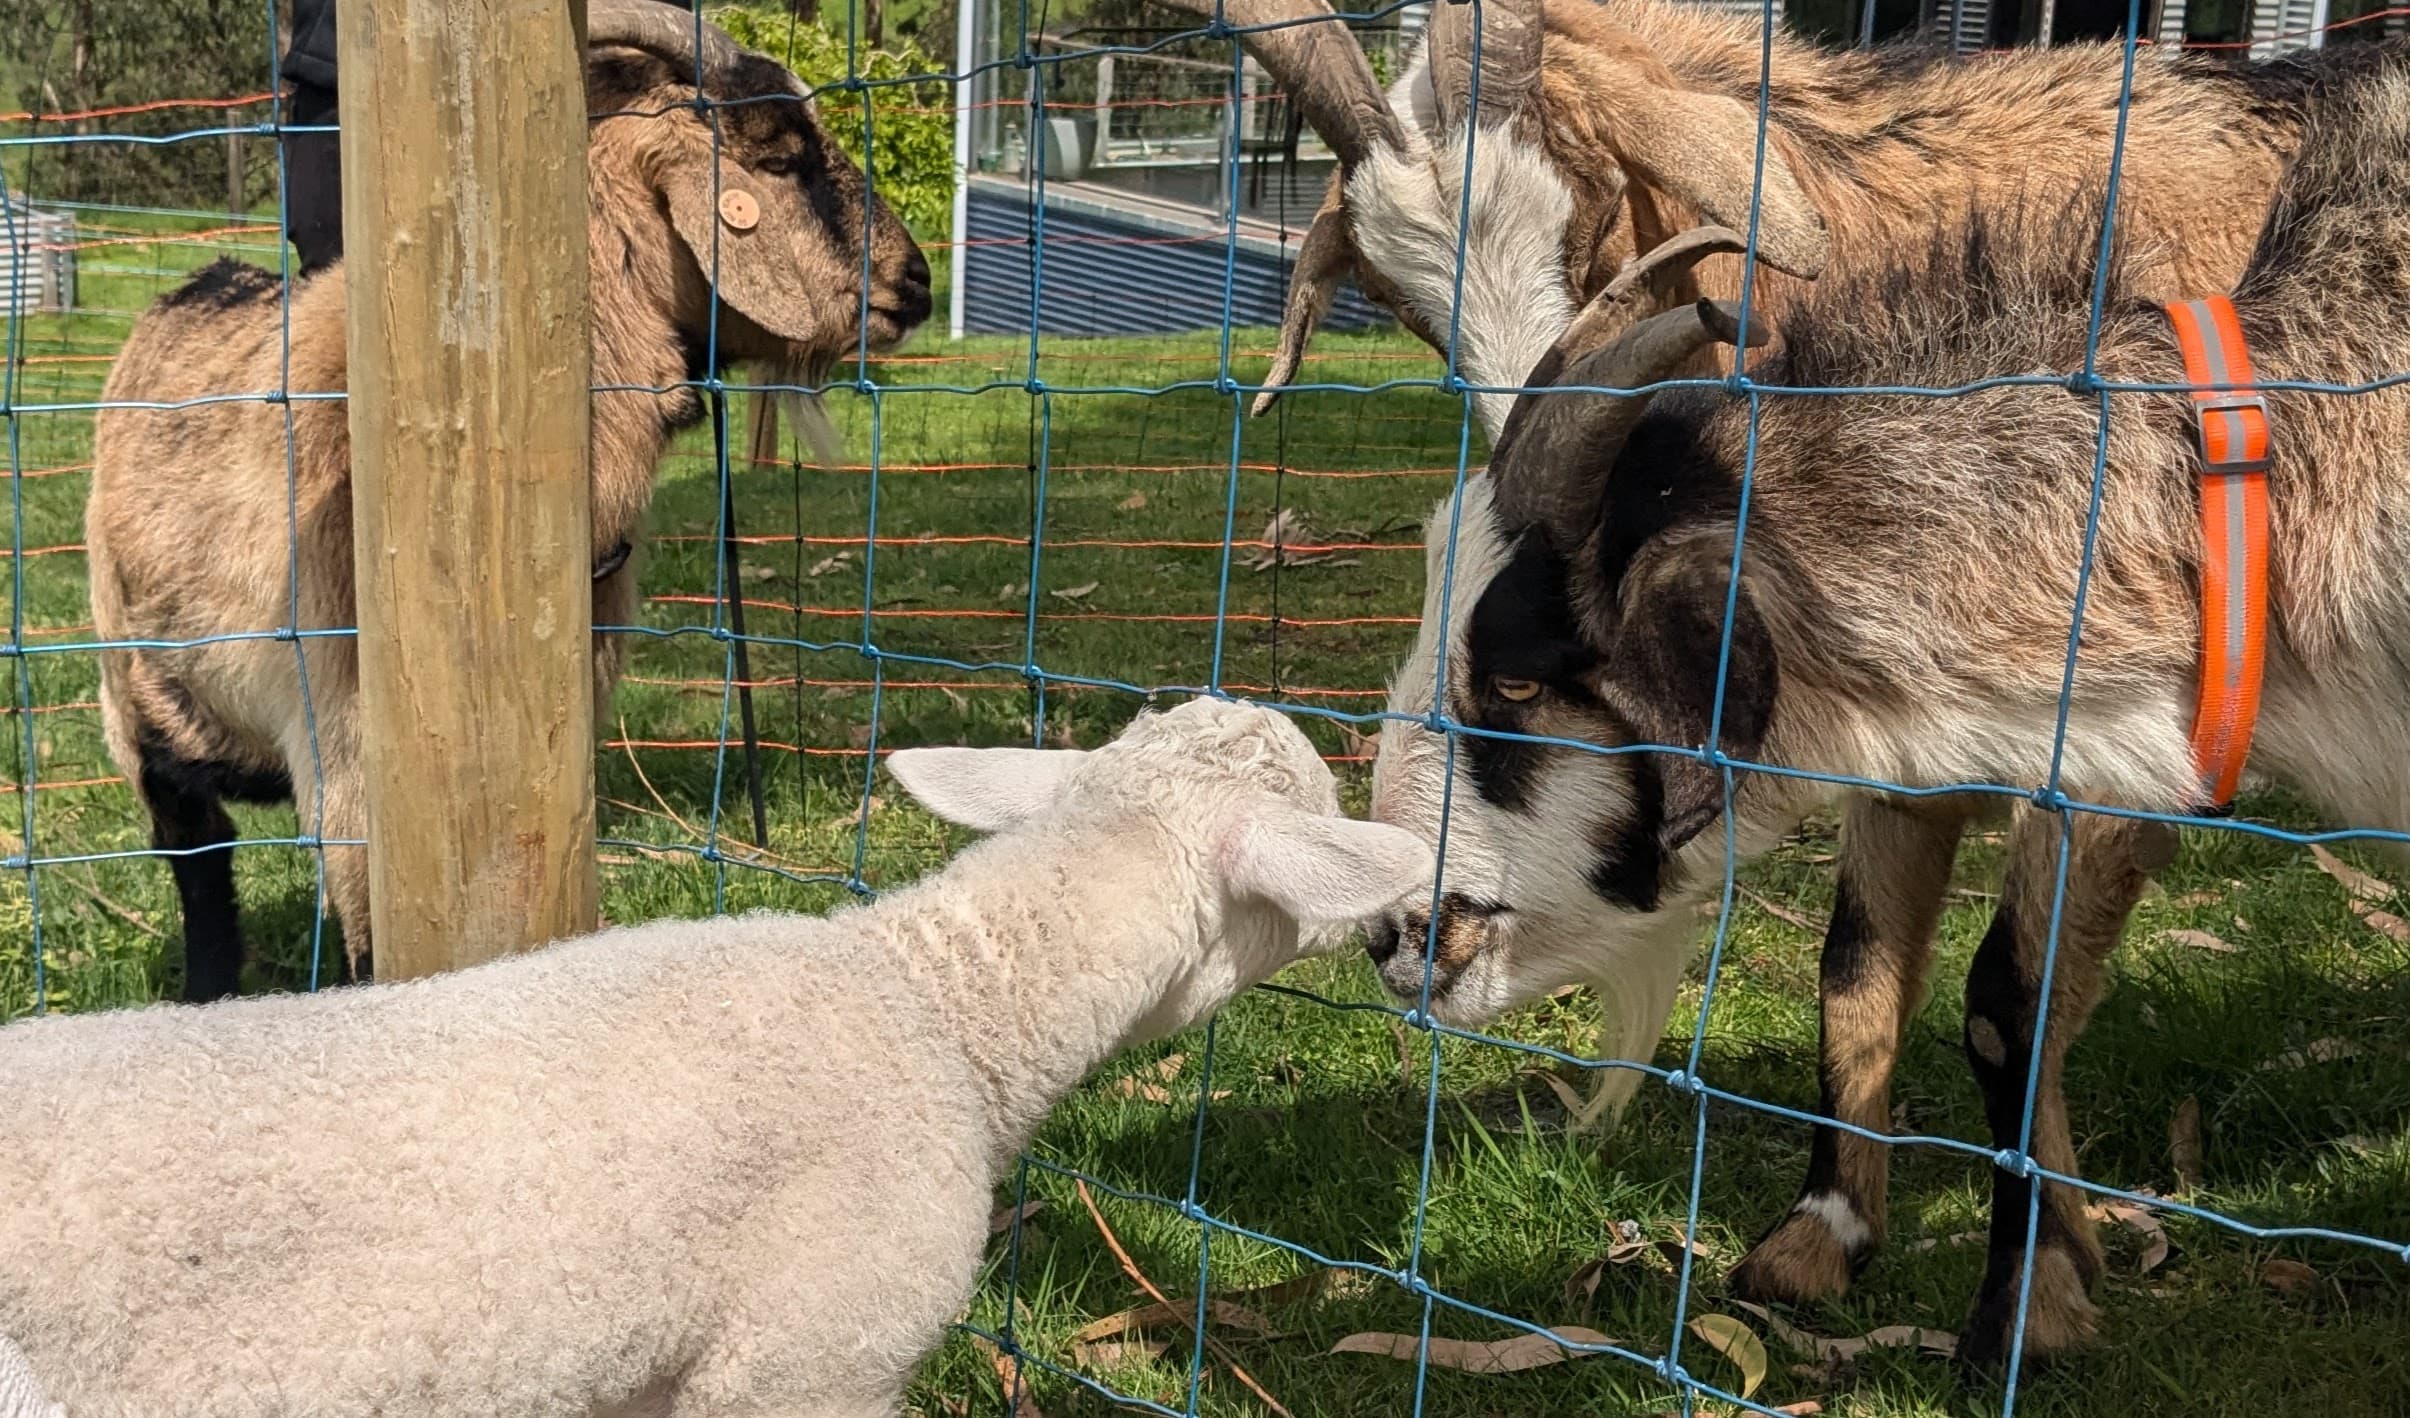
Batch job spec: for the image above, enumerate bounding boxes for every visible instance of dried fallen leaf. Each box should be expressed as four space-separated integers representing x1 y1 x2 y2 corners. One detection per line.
969 1335 1048 1418
1565 1259 1607 1309
1117 491 1148 511
2170 1095 2204 1191
1906 1230 1985 1253
1775 1404 1826 1416
1658 1223 1713 1265
2087 1197 2172 1275
2359 909 2410 943
2157 929 2239 955
1049 582 1100 602
2311 844 2396 904
1689 1313 1769 1399
1112 1077 1175 1104
1328 1326 1621 1374
1530 1068 1617 1134
2262 1257 2320 1294
807 551 854 577
1072 1299 1278 1344
1072 1338 1172 1368
989 1200 1044 1236
2259 1037 2363 1071
1740 885 1822 933
1728 1302 1958 1364
1154 1054 1186 1080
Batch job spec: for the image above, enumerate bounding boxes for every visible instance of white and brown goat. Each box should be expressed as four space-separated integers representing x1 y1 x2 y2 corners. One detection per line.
87 0 931 1000
1162 0 2317 438
1366 52 2410 1367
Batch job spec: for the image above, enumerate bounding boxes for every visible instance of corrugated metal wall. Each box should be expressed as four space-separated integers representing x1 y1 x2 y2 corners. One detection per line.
960 183 1391 339
1 201 76 316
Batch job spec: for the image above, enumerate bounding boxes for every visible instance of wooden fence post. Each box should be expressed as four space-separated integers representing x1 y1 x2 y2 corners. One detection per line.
339 0 597 979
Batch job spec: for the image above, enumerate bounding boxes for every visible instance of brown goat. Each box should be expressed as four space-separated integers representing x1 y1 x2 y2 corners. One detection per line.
86 1 930 1000
1165 0 2306 439
1366 45 2410 1367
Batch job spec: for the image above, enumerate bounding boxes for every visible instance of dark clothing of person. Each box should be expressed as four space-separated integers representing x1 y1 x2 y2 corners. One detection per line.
284 0 339 91
280 0 343 274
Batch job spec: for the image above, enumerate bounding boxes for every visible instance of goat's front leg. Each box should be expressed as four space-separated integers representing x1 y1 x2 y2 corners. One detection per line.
1958 806 2171 1371
1730 793 1976 1304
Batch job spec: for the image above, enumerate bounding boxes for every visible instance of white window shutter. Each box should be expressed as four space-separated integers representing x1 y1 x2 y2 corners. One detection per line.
1686 0 1788 30
2154 0 2189 46
1926 0 1993 55
2250 0 2329 58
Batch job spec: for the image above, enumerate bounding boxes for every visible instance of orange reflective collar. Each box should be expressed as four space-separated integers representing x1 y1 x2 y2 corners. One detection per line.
2162 296 2271 813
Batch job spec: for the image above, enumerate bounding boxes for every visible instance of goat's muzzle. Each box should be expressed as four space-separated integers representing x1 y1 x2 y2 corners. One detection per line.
1368 893 1507 1003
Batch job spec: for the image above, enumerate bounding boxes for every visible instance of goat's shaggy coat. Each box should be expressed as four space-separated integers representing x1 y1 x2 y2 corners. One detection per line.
0 698 1432 1417
86 5 931 1001
1368 47 2410 1367
1176 0 2328 439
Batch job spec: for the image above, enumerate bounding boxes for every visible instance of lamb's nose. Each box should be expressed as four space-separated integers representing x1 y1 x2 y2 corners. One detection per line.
1365 915 1407 967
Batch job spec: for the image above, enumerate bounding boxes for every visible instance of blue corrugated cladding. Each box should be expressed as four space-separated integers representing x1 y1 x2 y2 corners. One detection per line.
962 185 1391 338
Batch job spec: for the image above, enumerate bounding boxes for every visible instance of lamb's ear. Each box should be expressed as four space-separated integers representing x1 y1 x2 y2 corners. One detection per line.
1219 810 1436 924
886 747 1088 833
1595 553 1778 854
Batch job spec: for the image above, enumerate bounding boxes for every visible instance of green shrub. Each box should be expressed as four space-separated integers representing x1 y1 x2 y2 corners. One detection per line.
706 7 955 239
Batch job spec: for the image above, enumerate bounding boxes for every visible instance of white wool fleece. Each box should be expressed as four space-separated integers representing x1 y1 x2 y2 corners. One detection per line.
0 699 1430 1418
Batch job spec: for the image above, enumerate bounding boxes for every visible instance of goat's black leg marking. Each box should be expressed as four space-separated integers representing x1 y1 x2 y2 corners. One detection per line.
1731 796 1968 1306
1956 811 2159 1371
138 739 245 1002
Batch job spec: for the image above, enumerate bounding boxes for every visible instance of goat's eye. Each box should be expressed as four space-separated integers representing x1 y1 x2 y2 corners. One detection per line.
755 154 800 177
1493 678 1542 703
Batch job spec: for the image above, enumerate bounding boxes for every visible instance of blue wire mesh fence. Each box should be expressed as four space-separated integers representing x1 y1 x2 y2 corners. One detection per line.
2 0 2406 1413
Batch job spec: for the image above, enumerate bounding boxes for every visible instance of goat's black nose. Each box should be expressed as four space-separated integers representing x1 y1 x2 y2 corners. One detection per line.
1364 916 1403 967
903 248 932 290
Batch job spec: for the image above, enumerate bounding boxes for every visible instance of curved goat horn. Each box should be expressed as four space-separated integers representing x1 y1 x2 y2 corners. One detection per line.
1255 172 1356 416
1521 224 1751 390
1424 0 1543 136
1151 0 1406 167
588 0 748 79
1490 297 1771 554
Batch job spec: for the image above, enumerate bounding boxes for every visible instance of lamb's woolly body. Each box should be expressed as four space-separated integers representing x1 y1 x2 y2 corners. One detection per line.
0 700 1375 1417
0 1337 60 1418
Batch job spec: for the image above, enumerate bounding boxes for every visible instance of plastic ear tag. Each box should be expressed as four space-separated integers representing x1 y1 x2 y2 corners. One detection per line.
718 189 760 232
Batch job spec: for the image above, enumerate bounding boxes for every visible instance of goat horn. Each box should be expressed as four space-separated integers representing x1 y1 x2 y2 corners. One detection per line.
588 0 748 79
1151 0 1406 168
1424 0 1543 137
1490 298 1771 553
1253 172 1357 416
1520 224 1751 390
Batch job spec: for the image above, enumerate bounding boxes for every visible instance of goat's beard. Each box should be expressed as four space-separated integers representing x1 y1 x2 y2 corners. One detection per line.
764 353 843 468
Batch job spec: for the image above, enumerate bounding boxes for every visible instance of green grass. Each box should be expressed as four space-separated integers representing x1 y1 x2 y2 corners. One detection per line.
5 212 2408 1417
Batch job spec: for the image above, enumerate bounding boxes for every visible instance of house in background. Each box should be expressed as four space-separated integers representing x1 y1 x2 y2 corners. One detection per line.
1925 0 2399 53
951 0 2381 340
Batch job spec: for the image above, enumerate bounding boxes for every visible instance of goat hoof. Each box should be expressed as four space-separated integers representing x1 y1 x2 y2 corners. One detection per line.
1728 1207 1866 1305
1957 1247 2099 1375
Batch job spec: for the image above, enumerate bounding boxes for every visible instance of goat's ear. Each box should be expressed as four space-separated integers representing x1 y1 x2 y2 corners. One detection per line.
659 124 849 346
1570 59 1830 280
1218 810 1435 924
886 747 1088 833
1595 553 1778 854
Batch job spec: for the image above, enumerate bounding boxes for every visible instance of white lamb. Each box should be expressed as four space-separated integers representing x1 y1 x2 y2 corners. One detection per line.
0 696 1430 1418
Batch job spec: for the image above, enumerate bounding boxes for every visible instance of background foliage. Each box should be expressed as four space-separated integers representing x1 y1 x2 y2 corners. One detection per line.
709 5 958 237
3 0 276 210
